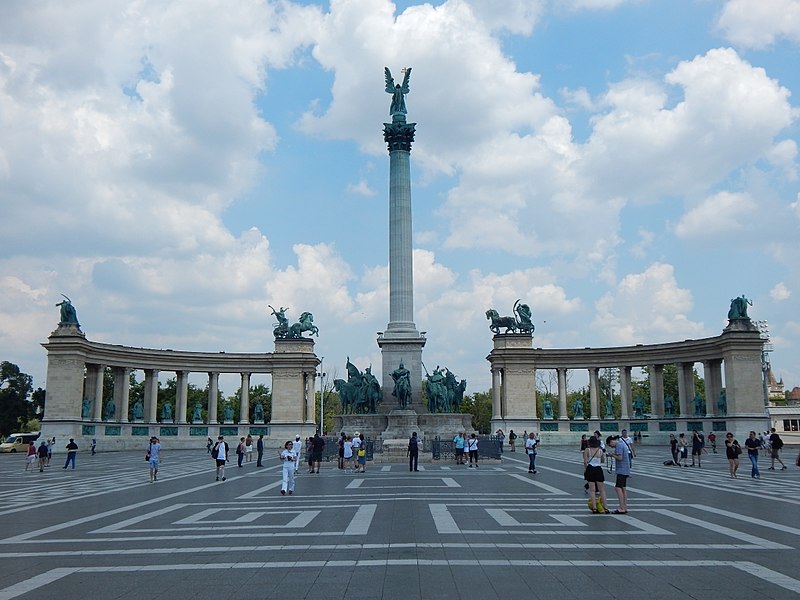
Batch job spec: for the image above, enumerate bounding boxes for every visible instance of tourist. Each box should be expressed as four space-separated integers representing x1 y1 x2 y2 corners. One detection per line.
147 436 161 483
453 432 465 465
678 433 689 466
24 441 36 471
90 438 97 456
36 440 48 472
256 434 264 467
408 432 419 472
467 433 479 467
724 432 741 478
620 429 636 462
236 437 245 468
583 436 607 513
292 435 302 473
206 437 214 454
46 437 54 465
690 430 705 467
213 435 228 482
607 435 631 514
708 432 717 453
351 432 362 470
744 431 761 478
310 433 324 473
63 438 78 470
245 434 253 462
356 433 367 472
767 428 787 470
669 434 680 466
580 434 589 451
495 429 505 454
279 441 296 495
593 430 606 451
305 437 314 473
343 435 354 472
508 429 517 452
337 431 345 470
525 432 538 474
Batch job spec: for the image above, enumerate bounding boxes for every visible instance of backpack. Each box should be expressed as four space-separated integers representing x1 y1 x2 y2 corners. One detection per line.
408 436 418 451
771 434 784 450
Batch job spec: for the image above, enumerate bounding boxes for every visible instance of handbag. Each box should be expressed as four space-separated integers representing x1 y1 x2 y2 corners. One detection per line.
145 443 151 461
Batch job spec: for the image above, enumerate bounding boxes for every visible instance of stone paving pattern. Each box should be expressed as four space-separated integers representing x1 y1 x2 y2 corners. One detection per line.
1 444 799 599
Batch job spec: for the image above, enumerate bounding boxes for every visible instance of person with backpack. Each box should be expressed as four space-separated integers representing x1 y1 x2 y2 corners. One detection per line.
768 428 787 470
213 436 229 482
508 429 517 452
408 432 419 472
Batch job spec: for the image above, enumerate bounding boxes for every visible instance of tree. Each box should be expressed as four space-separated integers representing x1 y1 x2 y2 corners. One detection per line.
0 361 34 436
460 391 492 433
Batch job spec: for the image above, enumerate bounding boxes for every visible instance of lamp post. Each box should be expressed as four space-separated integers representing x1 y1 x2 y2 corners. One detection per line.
754 320 772 407
317 357 325 435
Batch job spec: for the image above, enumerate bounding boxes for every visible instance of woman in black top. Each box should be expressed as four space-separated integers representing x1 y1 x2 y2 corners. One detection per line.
724 432 741 478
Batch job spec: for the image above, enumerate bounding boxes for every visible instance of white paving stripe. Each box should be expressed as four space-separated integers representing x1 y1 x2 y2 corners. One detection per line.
0 541 779 559
2 560 799 600
507 472 570 494
655 509 792 549
344 504 377 535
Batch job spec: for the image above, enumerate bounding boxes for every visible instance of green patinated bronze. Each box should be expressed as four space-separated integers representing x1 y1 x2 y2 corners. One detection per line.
486 300 536 335
270 305 319 339
334 357 381 414
424 365 467 413
727 294 752 320
56 294 80 326
385 67 411 120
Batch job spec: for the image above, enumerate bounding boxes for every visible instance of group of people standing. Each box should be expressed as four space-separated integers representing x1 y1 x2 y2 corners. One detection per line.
668 431 707 467
452 432 480 466
336 432 367 473
725 428 789 479
582 429 635 515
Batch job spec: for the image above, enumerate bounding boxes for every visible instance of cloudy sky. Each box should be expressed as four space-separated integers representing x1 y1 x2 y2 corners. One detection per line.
1 0 798 398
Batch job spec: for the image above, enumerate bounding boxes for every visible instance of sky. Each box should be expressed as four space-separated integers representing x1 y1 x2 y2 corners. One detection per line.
1 0 799 399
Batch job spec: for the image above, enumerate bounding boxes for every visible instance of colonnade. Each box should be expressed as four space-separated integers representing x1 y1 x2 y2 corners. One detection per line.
488 322 767 439
42 325 320 447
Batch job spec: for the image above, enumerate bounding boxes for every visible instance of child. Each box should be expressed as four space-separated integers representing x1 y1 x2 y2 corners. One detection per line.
280 441 296 496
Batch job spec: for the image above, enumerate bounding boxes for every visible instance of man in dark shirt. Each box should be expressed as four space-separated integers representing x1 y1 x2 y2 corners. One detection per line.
256 435 264 467
311 434 325 473
408 432 419 472
690 431 705 467
63 438 78 470
744 431 762 478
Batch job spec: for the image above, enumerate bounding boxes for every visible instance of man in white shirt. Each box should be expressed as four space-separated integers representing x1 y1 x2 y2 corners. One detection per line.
525 432 538 474
213 436 228 482
291 435 303 473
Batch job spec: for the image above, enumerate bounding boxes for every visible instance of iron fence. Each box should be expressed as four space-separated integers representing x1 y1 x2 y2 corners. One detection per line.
309 437 376 462
428 435 503 461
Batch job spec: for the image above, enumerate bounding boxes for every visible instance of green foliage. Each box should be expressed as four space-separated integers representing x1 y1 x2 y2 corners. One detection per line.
0 361 34 437
316 389 341 435
567 387 589 419
460 391 492 433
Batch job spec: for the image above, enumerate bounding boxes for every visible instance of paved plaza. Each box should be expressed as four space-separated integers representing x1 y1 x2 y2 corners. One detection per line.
0 444 799 599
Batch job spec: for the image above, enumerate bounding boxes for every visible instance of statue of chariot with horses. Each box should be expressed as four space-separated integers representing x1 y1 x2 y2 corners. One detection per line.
269 305 319 339
485 299 535 335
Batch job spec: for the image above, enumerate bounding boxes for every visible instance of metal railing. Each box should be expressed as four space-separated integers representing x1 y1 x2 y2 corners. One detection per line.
427 435 503 460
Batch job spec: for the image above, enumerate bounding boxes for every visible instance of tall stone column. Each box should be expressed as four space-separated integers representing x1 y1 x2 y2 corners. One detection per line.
379 112 426 411
175 370 189 424
114 367 131 423
703 360 723 417
557 368 568 420
144 369 159 423
589 368 600 420
207 372 219 424
649 365 665 417
239 372 250 424
491 368 502 420
619 366 632 420
677 362 695 417
94 365 106 420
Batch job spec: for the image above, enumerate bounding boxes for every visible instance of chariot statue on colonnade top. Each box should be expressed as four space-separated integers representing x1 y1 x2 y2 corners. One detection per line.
269 305 319 339
486 299 536 335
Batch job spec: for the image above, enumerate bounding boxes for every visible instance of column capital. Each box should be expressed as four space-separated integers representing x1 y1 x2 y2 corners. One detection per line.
383 121 416 152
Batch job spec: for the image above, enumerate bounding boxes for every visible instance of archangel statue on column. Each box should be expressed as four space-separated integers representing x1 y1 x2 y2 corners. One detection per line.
385 67 411 119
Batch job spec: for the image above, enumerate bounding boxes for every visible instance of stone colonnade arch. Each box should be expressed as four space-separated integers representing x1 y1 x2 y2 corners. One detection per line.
41 324 319 450
488 322 768 442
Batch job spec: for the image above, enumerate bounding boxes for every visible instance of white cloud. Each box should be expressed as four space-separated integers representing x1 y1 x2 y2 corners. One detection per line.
593 263 707 344
716 0 800 49
770 282 792 301
630 229 655 259
673 191 757 238
346 179 376 196
583 48 794 200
